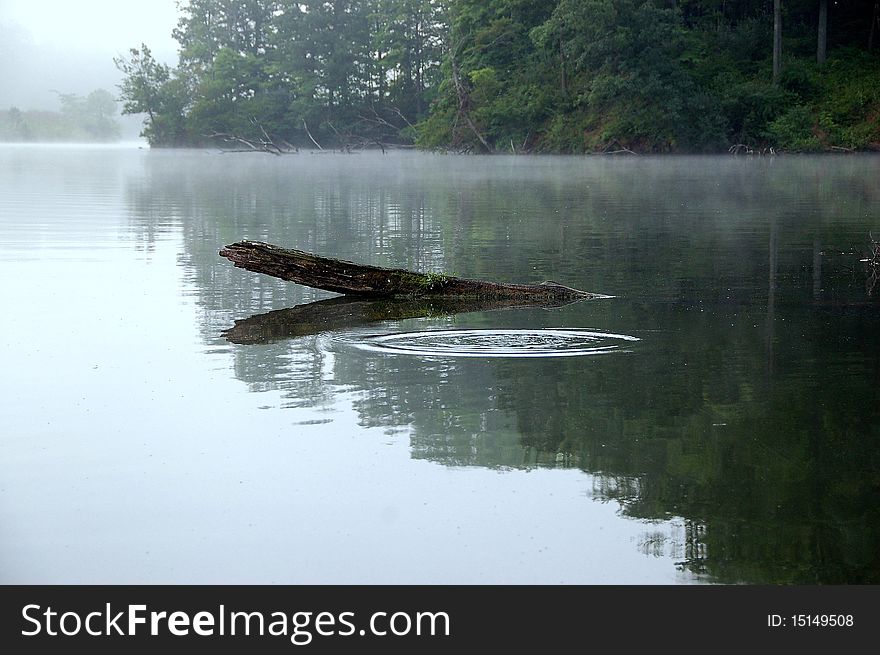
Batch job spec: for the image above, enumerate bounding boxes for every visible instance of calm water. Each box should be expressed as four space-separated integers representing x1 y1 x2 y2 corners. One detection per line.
1 145 878 584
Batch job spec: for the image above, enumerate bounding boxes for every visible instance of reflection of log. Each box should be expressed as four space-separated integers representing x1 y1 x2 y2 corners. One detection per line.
219 241 602 300
223 296 588 344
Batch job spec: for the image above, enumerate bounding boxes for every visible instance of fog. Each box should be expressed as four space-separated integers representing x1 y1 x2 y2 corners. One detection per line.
0 0 178 129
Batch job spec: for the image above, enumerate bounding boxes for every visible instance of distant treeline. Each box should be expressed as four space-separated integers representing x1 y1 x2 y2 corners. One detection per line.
116 0 880 153
0 90 121 143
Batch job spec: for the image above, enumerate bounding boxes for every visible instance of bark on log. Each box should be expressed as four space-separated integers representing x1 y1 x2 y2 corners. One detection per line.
219 240 603 300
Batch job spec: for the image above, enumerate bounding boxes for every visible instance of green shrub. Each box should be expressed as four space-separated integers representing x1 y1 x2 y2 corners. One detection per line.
767 105 821 151
779 59 822 101
718 78 794 145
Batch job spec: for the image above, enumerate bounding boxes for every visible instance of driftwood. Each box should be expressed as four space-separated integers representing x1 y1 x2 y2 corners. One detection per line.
602 139 638 155
208 117 294 155
219 240 603 300
302 119 324 150
223 296 585 344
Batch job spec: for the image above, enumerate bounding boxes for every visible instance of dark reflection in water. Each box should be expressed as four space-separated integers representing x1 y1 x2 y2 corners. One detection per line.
222 296 590 343
126 151 880 584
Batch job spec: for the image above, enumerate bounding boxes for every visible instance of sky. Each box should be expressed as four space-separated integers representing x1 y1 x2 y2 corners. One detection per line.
0 0 180 111
0 0 179 55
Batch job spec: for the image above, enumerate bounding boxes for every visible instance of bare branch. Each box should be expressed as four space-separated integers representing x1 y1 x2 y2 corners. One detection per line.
448 43 492 153
389 105 416 130
302 119 324 150
602 140 638 155
206 116 293 156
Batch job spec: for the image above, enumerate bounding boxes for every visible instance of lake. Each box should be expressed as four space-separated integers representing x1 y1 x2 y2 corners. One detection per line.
1 144 878 584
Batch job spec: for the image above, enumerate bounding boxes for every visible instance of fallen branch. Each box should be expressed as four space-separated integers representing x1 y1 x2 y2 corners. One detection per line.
209 131 283 155
729 144 754 155
253 118 282 153
302 119 324 150
219 240 605 300
208 117 289 155
390 105 416 130
602 139 638 155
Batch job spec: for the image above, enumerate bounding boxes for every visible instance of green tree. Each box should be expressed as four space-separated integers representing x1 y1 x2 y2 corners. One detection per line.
111 0 879 152
418 0 558 151
115 44 189 145
374 0 446 118
0 106 30 140
532 0 725 150
68 89 121 140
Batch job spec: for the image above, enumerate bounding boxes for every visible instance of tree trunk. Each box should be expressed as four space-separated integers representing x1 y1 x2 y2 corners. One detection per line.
449 42 493 153
817 0 828 65
219 241 602 300
871 3 879 51
773 0 783 85
559 38 567 94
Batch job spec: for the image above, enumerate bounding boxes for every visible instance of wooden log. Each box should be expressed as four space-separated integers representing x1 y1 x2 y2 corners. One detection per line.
219 240 603 300
223 295 588 344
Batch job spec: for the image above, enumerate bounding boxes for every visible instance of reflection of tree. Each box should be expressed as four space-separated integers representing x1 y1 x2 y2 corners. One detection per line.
123 152 880 583
317 327 529 468
495 301 880 583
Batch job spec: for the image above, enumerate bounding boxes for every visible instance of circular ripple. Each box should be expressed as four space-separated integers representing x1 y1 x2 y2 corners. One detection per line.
355 329 639 358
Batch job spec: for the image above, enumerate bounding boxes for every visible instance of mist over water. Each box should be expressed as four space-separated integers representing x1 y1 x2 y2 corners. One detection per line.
0 1 178 140
0 145 878 584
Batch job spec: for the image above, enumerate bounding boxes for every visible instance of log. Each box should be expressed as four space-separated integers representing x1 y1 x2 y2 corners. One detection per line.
223 295 587 344
219 240 604 300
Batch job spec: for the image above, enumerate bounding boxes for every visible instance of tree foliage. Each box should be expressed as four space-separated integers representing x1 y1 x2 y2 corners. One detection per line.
0 89 121 142
118 1 444 148
117 0 880 152
115 44 189 145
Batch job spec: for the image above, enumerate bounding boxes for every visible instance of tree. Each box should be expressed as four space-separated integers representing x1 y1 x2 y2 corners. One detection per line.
872 2 880 51
532 0 724 150
111 0 879 152
54 89 121 141
773 0 783 85
81 90 121 140
374 0 446 118
115 44 188 145
174 0 281 66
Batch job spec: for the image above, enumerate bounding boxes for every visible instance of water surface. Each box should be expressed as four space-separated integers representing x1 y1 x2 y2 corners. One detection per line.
1 145 878 584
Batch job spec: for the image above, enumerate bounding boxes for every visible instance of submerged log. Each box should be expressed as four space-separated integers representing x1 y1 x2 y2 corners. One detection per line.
219 240 603 300
223 295 586 344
